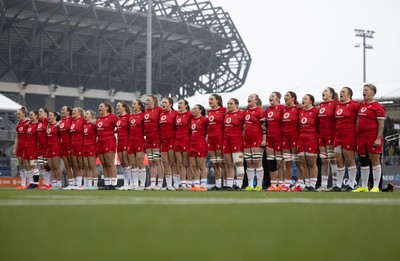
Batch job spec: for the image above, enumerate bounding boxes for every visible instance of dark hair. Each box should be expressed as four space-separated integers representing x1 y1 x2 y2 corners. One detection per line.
343 87 353 100
326 87 338 100
147 95 159 107
180 99 190 111
134 99 145 113
118 101 131 114
230 98 239 106
305 94 316 107
287 91 299 105
31 110 39 118
63 105 73 116
211 94 223 107
163 97 174 110
101 102 113 113
195 104 206 116
272 92 282 101
50 111 61 121
39 107 49 117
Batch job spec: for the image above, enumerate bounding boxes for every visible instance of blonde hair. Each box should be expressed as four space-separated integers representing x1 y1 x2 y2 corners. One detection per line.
364 83 377 95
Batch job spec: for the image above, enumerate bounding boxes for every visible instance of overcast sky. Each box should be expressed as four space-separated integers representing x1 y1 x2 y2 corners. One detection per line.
209 0 400 94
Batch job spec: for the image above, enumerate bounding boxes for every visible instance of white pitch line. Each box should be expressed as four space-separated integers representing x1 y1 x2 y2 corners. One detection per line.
1 195 400 206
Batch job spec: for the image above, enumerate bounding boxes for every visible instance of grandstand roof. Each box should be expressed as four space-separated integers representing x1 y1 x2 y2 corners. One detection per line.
0 0 251 98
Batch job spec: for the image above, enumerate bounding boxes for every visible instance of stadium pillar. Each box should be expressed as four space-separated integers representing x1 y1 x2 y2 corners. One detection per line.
146 0 152 95
45 96 55 111
73 97 83 108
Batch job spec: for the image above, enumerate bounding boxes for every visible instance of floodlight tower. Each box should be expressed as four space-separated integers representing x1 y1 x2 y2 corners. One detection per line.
146 0 153 95
354 29 375 83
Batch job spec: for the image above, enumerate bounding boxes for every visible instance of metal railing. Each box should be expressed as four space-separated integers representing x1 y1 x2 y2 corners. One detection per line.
0 130 15 141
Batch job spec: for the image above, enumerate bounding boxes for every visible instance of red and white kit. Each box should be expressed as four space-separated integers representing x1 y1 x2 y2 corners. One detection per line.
128 112 145 154
243 106 265 148
46 122 61 158
59 116 73 157
207 106 226 151
318 100 338 147
143 106 163 149
265 104 284 151
334 100 360 151
223 110 245 154
15 118 29 157
357 100 386 154
96 113 118 154
116 113 130 152
190 115 209 157
70 116 85 157
36 118 49 157
159 110 178 152
282 105 302 150
175 110 193 153
298 107 319 154
24 121 39 161
83 121 97 157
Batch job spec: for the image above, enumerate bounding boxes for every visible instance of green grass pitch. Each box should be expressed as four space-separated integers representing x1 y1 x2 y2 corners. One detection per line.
1 189 399 261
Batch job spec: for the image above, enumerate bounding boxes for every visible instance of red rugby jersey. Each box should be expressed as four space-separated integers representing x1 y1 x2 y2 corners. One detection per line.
224 110 245 138
357 100 386 137
265 104 284 136
175 110 193 140
159 110 178 139
96 113 117 142
244 106 265 139
207 106 226 138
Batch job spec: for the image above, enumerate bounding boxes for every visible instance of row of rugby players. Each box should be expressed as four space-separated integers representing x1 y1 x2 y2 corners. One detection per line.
13 83 385 191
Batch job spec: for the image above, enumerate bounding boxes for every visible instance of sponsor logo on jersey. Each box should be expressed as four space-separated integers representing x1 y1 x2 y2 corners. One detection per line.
283 112 290 119
319 107 326 114
131 119 136 125
191 124 196 130
361 107 367 113
301 117 308 124
176 118 182 124
116 120 121 126
38 123 42 128
226 117 232 124
336 109 343 115
71 124 75 130
97 122 103 128
60 123 65 129
268 111 274 118
245 114 251 121
209 115 215 122
161 115 166 121
144 114 150 120
46 128 51 134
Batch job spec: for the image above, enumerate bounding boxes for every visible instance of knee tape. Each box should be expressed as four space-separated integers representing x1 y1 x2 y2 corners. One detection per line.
243 153 252 160
320 152 328 159
252 153 263 161
153 152 161 160
283 153 292 162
